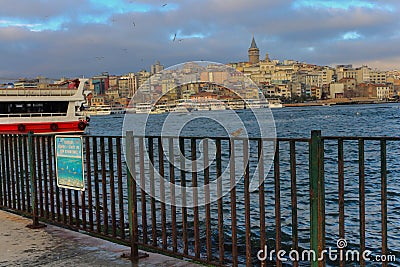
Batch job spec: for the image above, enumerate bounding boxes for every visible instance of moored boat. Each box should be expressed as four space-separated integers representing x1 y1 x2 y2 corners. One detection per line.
0 78 89 134
84 104 112 116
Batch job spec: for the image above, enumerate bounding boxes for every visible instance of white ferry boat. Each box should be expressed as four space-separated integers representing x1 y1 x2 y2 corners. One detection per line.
0 78 89 134
210 100 227 111
110 105 126 114
268 100 284 108
245 99 269 109
134 102 152 114
171 99 194 113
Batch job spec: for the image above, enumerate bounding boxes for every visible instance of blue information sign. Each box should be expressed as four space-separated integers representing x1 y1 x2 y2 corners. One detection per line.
55 135 85 191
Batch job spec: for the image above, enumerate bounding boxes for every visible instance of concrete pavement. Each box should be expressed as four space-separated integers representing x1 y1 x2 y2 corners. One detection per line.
0 210 200 267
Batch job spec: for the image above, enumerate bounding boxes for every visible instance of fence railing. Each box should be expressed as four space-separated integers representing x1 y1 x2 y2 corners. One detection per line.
0 131 398 266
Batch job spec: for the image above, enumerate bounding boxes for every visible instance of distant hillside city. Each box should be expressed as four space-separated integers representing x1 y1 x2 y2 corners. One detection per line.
1 37 400 108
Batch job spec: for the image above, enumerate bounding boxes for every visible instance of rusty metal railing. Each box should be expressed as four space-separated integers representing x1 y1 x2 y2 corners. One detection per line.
0 132 398 266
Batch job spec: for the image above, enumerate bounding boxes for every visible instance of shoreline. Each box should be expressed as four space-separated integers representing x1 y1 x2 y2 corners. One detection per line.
282 98 398 107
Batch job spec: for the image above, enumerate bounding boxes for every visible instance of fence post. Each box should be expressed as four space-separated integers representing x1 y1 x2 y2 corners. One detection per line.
309 130 325 266
124 131 148 261
26 132 46 229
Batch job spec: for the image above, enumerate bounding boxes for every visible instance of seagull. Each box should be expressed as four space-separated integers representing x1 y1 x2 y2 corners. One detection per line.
132 19 136 27
96 56 104 61
172 33 177 42
162 3 167 7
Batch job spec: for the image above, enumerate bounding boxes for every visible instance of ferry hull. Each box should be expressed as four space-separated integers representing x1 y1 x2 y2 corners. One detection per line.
0 120 88 134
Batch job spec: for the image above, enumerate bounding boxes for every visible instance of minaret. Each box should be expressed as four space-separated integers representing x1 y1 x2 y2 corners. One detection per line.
248 36 260 65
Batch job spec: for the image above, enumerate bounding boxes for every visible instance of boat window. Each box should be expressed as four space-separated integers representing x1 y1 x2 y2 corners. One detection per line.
0 101 69 114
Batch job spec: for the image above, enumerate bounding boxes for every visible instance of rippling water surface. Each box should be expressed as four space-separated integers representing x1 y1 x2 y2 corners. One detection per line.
86 103 400 266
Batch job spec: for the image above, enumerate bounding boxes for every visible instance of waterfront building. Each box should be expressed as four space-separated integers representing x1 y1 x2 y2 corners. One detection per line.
339 78 357 98
370 70 387 84
150 61 164 75
357 83 378 98
330 83 345 98
118 73 136 98
91 72 110 95
376 84 391 100
13 79 38 88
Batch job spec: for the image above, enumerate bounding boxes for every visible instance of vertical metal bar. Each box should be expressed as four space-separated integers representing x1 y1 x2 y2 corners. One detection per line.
30 133 38 224
36 137 43 217
54 144 61 222
338 138 345 267
93 137 101 233
244 139 252 267
191 138 200 258
9 135 16 209
11 135 19 210
258 139 266 267
108 137 116 237
62 188 67 224
274 140 282 267
158 137 167 250
381 139 387 267
85 136 93 231
18 135 25 211
309 130 323 267
204 138 212 262
68 189 73 225
148 137 157 247
358 139 365 267
179 137 188 255
319 137 325 267
47 136 55 220
41 136 49 219
23 135 30 212
74 190 80 228
27 132 43 228
290 140 298 267
100 137 108 235
80 140 86 229
0 135 3 207
56 177 62 222
13 135 21 211
169 138 177 253
80 189 86 230
216 138 224 264
126 131 139 260
5 135 11 208
116 137 125 240
0 135 6 208
139 137 147 244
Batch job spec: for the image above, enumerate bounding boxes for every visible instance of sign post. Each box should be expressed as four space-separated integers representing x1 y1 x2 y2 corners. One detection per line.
55 135 85 191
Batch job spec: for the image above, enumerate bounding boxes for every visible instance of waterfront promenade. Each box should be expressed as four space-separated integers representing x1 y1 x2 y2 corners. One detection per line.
0 210 199 267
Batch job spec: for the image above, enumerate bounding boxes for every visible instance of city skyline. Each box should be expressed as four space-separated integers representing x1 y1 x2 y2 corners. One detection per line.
1 0 400 78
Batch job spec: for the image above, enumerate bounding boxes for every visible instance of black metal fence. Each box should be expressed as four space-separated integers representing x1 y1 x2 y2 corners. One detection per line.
0 132 398 266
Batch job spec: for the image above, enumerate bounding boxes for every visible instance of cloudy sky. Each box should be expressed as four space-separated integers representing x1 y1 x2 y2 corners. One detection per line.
1 0 399 79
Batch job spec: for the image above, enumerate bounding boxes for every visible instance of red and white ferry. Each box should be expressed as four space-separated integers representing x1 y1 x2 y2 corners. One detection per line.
0 78 89 134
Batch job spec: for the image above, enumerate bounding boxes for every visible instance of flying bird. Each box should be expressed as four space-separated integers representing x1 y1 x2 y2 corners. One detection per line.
96 56 104 61
172 33 177 42
162 3 167 7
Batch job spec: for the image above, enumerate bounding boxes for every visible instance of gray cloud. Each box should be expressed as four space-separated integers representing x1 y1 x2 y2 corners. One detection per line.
0 0 399 79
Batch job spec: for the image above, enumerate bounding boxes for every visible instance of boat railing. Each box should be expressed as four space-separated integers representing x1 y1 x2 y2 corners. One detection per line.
0 87 79 97
0 112 67 118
